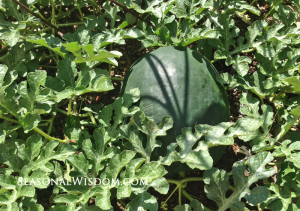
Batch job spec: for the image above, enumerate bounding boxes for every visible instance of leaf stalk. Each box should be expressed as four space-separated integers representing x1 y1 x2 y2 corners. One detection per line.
33 127 66 143
0 114 19 124
74 0 84 21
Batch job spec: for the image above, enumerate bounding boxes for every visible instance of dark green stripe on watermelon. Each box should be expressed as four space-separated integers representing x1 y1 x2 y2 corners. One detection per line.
120 46 230 172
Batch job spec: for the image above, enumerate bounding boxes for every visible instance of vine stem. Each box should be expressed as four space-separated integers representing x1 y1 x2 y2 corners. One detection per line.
249 0 257 6
56 108 91 117
0 115 19 124
58 0 63 15
0 53 9 62
56 22 84 27
89 112 97 125
65 96 73 182
211 59 220 64
0 112 65 142
182 189 213 211
73 96 77 116
166 177 204 206
51 0 56 36
178 185 182 205
33 127 66 143
263 0 283 21
56 108 68 115
251 89 264 105
11 0 63 37
5 125 22 135
74 0 84 21
47 114 56 135
31 4 46 20
163 185 179 204
181 189 194 201
263 8 274 21
38 123 50 126
79 96 86 114
241 48 256 53
178 18 182 30
268 162 282 165
68 96 74 115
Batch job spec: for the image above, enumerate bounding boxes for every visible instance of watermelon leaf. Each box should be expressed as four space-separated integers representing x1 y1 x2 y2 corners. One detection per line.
204 152 274 210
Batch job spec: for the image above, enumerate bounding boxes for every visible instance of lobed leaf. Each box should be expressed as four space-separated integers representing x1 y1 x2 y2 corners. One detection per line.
204 152 274 210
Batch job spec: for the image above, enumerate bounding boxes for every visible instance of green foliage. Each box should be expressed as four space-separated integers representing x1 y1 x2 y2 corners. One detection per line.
204 152 274 210
1 0 300 210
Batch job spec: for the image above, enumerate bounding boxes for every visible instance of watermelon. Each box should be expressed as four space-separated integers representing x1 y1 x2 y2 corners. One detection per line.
120 46 230 172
